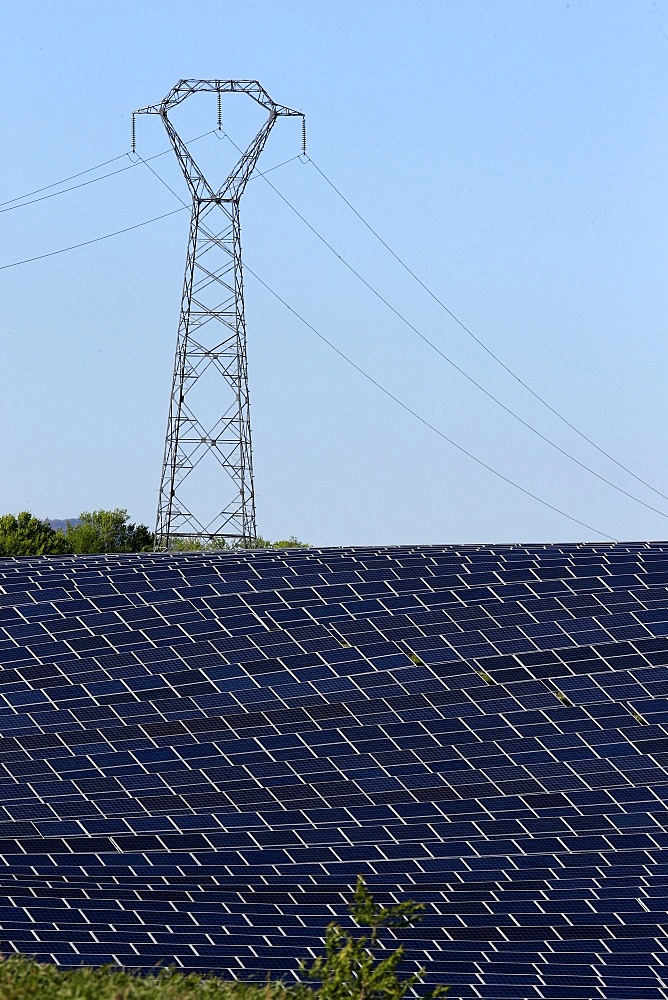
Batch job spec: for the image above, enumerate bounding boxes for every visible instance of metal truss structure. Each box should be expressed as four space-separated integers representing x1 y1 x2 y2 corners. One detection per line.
135 81 304 549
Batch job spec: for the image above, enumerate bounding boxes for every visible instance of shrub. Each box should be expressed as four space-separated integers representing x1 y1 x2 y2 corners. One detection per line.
300 876 448 1000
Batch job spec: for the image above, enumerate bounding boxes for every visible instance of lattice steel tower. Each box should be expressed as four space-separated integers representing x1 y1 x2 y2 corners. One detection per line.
134 81 304 549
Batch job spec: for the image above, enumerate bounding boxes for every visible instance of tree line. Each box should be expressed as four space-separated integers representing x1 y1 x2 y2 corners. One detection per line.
0 510 307 557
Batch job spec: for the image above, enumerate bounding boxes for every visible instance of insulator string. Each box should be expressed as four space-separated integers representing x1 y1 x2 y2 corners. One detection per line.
301 115 307 157
217 91 222 131
131 114 136 155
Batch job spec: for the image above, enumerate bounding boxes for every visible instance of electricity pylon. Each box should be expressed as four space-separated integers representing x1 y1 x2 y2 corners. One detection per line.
134 80 304 549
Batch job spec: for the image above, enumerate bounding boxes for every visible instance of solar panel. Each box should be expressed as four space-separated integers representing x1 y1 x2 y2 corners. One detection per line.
2 543 668 995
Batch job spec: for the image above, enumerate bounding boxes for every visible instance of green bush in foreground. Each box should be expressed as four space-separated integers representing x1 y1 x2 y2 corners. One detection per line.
0 957 284 1000
300 876 448 1000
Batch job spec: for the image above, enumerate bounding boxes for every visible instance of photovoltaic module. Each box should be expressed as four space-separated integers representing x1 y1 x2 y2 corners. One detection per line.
0 542 668 999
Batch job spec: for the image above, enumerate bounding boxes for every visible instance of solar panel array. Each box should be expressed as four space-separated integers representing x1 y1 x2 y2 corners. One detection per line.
1 542 668 999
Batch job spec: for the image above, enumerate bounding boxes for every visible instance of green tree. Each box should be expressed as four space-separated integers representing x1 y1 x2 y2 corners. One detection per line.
126 522 155 551
172 534 308 552
65 509 154 553
170 536 209 552
263 535 307 549
0 512 72 557
300 876 448 1000
242 535 308 550
63 520 103 554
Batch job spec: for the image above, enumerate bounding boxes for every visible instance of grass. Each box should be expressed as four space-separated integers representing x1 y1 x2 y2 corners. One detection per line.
0 956 294 1000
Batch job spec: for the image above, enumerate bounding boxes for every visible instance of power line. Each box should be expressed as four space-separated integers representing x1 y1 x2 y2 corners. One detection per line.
216 132 668 522
0 145 645 541
139 151 302 203
306 156 668 508
244 263 618 543
6 136 664 518
0 153 129 208
0 131 215 214
0 155 299 271
135 158 616 539
0 207 187 270
248 155 303 180
133 154 305 237
1 156 140 214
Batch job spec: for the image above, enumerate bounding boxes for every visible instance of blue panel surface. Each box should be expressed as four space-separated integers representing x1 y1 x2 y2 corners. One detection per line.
2 543 668 997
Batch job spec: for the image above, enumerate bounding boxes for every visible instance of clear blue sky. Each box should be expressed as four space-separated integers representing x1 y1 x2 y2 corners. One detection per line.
2 0 668 546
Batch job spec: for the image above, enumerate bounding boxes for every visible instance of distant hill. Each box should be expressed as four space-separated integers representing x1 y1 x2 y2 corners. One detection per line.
48 519 79 532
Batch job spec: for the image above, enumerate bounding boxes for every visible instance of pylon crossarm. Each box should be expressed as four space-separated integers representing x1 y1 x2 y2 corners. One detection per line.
136 79 302 118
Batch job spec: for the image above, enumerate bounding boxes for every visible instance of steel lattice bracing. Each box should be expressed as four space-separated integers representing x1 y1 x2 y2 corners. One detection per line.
135 81 303 549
